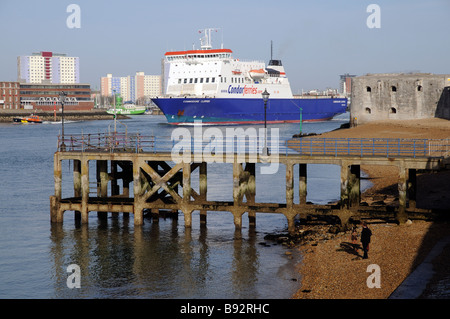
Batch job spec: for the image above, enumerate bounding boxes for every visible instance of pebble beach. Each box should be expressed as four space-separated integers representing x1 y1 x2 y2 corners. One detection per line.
292 118 450 299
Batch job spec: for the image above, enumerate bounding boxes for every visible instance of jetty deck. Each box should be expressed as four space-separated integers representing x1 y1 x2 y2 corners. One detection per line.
50 132 450 234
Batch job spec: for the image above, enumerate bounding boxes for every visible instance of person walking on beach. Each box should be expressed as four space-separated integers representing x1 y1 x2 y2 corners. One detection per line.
361 222 372 259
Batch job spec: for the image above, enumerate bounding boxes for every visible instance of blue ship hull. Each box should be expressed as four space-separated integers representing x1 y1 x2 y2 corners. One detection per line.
152 97 347 125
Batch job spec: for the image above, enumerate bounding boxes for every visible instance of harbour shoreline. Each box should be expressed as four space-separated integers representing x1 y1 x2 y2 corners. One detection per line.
0 109 130 123
292 118 450 299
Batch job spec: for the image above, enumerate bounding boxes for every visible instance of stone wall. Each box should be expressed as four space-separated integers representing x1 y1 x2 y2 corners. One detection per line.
350 73 450 124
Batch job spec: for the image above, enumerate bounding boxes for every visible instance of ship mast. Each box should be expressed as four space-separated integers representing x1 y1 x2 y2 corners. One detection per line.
199 28 220 50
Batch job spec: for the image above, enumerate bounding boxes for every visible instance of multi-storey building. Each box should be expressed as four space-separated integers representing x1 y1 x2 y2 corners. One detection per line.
19 83 94 111
17 51 80 84
340 73 356 96
100 72 161 103
0 81 21 109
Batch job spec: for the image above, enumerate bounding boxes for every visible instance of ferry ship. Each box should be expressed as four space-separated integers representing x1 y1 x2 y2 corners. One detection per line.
152 29 347 125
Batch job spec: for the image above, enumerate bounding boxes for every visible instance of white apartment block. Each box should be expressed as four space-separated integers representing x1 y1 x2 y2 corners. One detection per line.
17 51 79 84
101 72 161 103
144 74 161 97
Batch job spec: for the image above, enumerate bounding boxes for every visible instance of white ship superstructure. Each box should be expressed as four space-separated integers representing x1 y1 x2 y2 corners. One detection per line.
163 28 293 99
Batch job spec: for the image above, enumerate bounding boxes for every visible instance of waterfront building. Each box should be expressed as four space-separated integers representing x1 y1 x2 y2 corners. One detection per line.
100 72 161 103
17 51 80 84
0 81 21 109
340 73 356 96
19 83 94 111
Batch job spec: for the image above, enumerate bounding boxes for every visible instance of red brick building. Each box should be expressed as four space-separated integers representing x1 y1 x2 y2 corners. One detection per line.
0 81 21 109
19 83 94 111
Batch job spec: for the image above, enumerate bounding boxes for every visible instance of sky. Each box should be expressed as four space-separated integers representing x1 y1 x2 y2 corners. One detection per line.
0 0 449 92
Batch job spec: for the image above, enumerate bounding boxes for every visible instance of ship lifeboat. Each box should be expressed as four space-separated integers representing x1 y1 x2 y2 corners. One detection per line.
232 70 242 75
248 69 267 80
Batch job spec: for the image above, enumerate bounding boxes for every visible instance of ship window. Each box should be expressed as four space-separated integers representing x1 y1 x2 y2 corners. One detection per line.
189 78 193 83
206 78 209 83
178 79 182 84
184 79 187 84
200 78 203 83
194 78 198 83
212 78 215 83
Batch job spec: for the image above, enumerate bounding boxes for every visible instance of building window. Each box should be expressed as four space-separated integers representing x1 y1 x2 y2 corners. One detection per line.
391 86 397 92
365 107 371 114
417 85 422 92
366 86 371 92
390 107 397 114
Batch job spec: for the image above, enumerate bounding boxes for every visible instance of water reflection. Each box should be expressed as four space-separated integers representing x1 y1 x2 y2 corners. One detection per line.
49 214 299 299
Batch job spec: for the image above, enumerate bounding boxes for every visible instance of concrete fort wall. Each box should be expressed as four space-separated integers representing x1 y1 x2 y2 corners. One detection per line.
350 73 450 124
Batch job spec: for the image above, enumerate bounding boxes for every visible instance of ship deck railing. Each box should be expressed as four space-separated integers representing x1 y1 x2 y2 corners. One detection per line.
57 132 450 159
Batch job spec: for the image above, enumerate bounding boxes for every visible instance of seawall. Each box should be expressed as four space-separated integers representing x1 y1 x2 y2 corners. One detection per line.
0 109 130 123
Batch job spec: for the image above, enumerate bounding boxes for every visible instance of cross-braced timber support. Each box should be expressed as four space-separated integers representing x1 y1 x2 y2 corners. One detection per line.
50 147 448 235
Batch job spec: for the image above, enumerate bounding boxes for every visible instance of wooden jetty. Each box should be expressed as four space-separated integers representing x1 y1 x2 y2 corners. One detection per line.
50 132 450 235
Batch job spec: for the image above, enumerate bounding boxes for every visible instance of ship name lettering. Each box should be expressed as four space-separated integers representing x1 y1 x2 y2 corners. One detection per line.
228 85 258 96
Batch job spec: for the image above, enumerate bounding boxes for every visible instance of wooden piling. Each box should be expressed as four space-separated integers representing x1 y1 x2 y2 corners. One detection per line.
199 162 207 225
408 169 417 209
80 158 89 224
299 163 307 204
286 163 294 208
349 165 361 207
73 159 81 221
50 138 446 235
182 162 192 228
245 163 256 227
133 157 144 226
340 163 350 208
97 160 108 220
397 163 408 224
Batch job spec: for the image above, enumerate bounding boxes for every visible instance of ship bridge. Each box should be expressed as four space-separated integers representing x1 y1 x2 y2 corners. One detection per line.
165 49 233 62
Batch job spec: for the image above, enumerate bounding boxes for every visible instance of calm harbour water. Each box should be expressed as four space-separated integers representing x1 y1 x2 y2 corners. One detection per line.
0 112 353 299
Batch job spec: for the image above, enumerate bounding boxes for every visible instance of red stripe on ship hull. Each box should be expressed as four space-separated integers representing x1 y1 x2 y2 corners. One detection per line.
169 117 334 125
